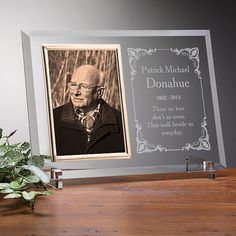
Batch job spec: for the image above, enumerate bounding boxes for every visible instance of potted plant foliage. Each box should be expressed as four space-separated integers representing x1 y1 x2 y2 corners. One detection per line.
0 128 52 209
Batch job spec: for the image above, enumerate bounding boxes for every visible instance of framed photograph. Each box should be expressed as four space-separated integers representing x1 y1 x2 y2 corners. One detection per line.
42 44 130 161
22 30 226 179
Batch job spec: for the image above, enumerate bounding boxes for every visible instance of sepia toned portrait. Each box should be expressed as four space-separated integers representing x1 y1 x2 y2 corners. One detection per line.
42 44 130 161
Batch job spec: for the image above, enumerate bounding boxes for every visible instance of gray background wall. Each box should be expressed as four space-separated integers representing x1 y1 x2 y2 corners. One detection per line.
0 0 235 167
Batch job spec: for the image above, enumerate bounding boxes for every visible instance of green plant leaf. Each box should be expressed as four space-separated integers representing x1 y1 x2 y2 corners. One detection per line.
9 180 27 190
0 159 6 168
0 183 10 190
1 188 14 194
43 190 54 195
2 150 24 167
0 145 8 155
22 165 49 184
21 142 30 151
8 143 21 148
7 129 17 139
24 174 40 184
24 148 31 158
13 166 23 177
4 193 22 199
27 155 44 168
22 190 52 201
37 190 54 196
22 191 37 201
40 155 51 160
15 177 28 186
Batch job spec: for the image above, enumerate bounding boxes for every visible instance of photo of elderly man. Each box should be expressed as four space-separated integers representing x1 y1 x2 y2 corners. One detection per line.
53 64 125 156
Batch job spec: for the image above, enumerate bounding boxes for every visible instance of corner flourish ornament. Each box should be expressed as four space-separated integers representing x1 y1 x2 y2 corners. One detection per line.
135 120 167 153
127 48 157 79
182 117 211 151
171 47 201 79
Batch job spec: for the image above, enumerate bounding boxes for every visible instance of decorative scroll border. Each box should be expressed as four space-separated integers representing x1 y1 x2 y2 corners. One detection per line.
127 47 211 153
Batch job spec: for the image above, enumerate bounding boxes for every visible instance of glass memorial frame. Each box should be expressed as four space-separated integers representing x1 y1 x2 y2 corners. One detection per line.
22 30 226 179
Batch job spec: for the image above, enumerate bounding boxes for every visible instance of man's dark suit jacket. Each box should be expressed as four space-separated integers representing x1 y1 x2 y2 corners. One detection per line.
53 99 125 155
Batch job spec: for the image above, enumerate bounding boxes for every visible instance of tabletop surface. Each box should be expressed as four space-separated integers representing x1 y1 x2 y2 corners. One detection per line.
1 168 236 236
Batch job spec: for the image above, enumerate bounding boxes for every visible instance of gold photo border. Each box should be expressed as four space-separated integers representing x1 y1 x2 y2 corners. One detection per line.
42 44 131 161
